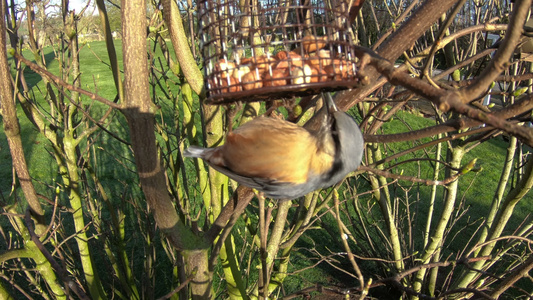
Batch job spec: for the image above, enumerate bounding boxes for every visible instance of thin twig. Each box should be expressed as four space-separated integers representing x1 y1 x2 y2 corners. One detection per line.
156 268 197 300
332 190 366 298
24 210 90 300
355 46 533 147
359 165 463 186
13 52 122 110
461 0 532 100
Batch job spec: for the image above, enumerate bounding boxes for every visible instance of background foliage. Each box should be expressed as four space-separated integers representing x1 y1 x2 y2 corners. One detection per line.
0 0 532 299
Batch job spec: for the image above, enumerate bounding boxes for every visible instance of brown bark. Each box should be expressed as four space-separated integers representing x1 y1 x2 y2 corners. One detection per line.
337 0 463 110
161 0 204 95
0 0 45 233
120 1 211 298
120 0 196 250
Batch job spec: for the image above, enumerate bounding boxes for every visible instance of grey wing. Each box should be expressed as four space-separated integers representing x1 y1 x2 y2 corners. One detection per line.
208 163 276 191
209 163 315 199
184 146 270 190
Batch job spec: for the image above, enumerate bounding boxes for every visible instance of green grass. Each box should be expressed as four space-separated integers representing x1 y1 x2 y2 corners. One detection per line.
78 40 123 99
366 109 532 254
1 40 124 198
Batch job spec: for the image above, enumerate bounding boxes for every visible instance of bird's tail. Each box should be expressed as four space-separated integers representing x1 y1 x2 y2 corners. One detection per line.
183 145 207 158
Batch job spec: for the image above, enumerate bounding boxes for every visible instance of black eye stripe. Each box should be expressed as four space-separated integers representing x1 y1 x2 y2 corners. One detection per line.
322 117 342 179
331 119 341 148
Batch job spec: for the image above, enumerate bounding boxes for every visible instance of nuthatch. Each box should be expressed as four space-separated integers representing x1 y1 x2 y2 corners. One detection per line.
184 93 364 199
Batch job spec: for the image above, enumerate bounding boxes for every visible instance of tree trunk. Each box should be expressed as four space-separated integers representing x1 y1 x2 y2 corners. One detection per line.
120 1 211 298
0 0 45 233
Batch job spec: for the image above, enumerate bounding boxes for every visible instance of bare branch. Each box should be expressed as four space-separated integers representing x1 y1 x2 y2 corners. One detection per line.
355 46 533 146
359 163 465 186
0 0 45 231
490 253 533 298
460 0 532 101
24 210 90 300
12 52 122 110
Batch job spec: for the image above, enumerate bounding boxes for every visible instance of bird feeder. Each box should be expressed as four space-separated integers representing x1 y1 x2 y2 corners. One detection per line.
198 0 359 103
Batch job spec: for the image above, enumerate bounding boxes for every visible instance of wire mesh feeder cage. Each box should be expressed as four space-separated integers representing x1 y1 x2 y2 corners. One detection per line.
198 0 360 103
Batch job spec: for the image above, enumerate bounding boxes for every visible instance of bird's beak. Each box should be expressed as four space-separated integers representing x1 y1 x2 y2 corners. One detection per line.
322 92 338 114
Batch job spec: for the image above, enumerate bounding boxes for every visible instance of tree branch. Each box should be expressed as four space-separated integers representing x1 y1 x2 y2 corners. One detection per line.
355 46 533 146
161 0 204 95
0 0 45 232
120 0 199 250
12 52 122 110
460 0 532 101
366 92 533 143
336 0 463 111
24 210 90 300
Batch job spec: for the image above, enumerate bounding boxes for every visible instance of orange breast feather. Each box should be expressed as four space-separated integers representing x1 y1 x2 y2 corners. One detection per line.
221 117 318 184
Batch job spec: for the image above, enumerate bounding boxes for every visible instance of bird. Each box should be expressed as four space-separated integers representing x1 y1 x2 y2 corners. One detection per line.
183 93 364 199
